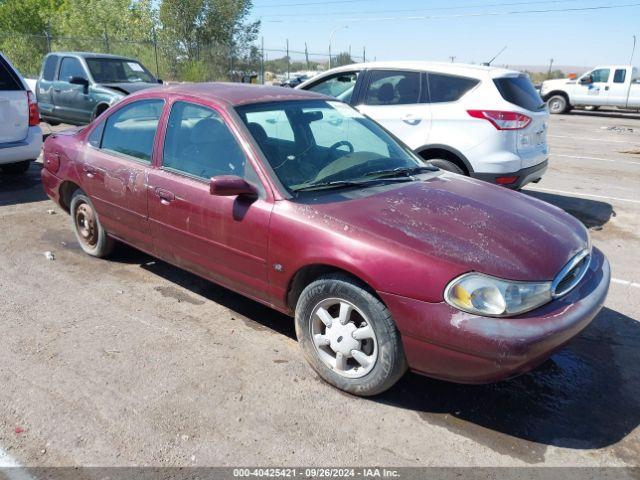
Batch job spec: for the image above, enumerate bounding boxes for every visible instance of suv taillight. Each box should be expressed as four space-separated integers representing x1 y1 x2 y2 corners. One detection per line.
467 110 531 130
28 91 40 126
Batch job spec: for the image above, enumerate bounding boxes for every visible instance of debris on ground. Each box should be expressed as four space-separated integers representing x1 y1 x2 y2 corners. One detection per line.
44 251 55 261
601 125 635 133
46 209 56 215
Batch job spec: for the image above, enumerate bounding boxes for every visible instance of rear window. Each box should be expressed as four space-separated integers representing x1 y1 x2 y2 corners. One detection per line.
0 56 24 91
493 75 544 111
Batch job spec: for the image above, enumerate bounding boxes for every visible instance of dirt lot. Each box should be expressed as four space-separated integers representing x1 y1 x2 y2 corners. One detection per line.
1 111 639 468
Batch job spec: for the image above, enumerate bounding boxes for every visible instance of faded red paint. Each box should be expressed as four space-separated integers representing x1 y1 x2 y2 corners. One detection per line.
41 83 610 384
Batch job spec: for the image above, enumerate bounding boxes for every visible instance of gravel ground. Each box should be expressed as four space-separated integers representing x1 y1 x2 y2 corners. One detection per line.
0 112 639 467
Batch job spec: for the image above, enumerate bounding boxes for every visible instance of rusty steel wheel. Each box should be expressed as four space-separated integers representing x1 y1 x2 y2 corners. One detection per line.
70 190 114 258
75 202 98 248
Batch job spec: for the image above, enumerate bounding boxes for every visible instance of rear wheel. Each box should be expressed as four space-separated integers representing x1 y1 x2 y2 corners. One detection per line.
425 158 464 175
70 190 114 258
1 160 31 175
547 94 570 114
295 274 407 396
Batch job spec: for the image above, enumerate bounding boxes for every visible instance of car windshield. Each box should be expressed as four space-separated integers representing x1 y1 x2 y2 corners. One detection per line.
236 100 424 193
86 58 155 84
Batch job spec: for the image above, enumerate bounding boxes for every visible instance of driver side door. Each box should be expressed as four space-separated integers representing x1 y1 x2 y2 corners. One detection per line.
53 56 93 124
146 100 273 302
573 68 611 106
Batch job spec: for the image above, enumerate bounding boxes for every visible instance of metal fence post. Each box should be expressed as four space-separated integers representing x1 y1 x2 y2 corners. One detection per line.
261 37 265 84
286 39 290 80
152 28 160 79
103 30 110 53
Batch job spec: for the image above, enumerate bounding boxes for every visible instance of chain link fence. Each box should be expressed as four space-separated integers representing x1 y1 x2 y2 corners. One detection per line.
0 32 366 84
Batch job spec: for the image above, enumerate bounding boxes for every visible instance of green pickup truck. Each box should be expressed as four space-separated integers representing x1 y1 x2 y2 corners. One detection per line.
35 52 162 125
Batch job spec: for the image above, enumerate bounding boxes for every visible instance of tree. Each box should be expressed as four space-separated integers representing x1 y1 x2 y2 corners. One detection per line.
332 52 354 68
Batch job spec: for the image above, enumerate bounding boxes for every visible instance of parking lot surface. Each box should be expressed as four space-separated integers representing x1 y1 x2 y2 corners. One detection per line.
0 112 639 467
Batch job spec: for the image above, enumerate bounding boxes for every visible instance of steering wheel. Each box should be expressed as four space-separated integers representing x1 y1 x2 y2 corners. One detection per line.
329 141 354 156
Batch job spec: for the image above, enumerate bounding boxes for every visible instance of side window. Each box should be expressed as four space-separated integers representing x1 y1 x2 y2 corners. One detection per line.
101 99 163 162
0 56 23 91
364 70 421 106
88 121 105 148
307 72 359 103
42 56 58 82
590 69 610 83
58 57 87 82
163 101 247 180
614 69 627 84
428 74 479 103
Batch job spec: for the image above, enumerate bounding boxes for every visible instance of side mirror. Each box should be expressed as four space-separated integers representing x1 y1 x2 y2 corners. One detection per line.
210 175 257 197
157 78 164 84
69 76 89 93
579 75 592 85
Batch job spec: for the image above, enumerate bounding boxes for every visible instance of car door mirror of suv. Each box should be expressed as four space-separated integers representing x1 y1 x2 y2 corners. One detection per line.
210 175 257 197
69 76 90 92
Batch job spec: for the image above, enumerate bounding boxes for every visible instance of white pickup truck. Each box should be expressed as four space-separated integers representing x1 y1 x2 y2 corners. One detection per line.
540 65 640 114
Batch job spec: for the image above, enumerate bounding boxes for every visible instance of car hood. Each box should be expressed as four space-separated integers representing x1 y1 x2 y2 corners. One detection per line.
98 82 159 95
306 174 589 282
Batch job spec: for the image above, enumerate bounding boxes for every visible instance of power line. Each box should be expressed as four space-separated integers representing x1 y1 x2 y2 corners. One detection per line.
256 0 584 19
264 2 640 23
253 0 370 9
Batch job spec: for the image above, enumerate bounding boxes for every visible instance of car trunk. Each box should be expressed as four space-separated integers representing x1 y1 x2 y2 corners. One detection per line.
0 57 28 144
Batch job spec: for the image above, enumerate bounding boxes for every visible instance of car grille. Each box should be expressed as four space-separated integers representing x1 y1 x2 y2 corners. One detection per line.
552 250 591 298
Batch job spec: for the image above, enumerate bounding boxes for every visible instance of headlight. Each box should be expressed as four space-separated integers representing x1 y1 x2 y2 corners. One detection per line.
444 273 552 317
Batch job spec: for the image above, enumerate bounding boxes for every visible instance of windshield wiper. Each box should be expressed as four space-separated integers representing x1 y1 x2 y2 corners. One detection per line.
292 177 412 193
364 165 438 179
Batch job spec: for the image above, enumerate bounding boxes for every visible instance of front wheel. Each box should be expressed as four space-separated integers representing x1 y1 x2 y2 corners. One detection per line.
547 94 570 114
70 190 114 258
295 274 407 396
425 158 464 175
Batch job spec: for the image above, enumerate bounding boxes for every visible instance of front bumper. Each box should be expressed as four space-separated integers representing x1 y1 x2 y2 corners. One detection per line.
380 247 610 384
471 159 548 189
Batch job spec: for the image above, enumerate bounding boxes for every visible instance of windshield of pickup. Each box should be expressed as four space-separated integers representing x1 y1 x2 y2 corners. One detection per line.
235 100 423 192
86 58 155 84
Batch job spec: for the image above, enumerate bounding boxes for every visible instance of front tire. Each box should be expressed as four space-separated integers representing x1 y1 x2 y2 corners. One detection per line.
1 160 31 175
547 94 570 114
70 190 114 258
295 274 407 396
425 158 464 175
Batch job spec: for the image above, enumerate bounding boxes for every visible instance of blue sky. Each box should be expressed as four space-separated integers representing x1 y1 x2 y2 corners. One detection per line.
250 0 640 68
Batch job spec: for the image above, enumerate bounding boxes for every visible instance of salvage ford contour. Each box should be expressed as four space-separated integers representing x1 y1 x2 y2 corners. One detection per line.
41 83 610 396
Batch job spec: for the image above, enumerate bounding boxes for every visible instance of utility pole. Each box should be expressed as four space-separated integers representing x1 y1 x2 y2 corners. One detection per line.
261 37 265 84
363 46 366 63
103 28 110 53
286 39 290 80
630 35 637 65
305 42 309 70
449 56 456 63
547 58 554 79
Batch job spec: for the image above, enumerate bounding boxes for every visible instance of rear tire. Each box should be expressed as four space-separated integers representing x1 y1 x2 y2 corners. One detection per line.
70 190 114 258
1 160 31 175
295 274 407 396
547 94 570 114
425 158 464 175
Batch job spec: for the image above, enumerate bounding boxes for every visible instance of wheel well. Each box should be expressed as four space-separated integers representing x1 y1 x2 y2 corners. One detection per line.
286 264 380 312
59 181 81 213
418 148 469 175
94 103 110 119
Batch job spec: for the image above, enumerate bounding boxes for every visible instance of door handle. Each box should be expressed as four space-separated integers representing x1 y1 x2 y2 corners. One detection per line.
402 114 421 125
155 187 175 205
605 86 610 91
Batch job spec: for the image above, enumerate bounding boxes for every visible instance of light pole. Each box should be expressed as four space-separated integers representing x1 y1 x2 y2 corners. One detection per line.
329 26 348 69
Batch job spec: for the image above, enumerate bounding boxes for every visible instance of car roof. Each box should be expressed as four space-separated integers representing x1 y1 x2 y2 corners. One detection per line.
47 52 139 62
158 82 330 107
318 61 521 78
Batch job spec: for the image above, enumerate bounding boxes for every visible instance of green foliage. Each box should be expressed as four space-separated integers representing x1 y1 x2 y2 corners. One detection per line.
525 70 567 84
332 52 354 67
264 56 321 74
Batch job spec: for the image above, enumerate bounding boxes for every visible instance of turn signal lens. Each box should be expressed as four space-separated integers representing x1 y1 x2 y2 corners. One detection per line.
445 273 552 317
467 110 531 130
27 91 40 126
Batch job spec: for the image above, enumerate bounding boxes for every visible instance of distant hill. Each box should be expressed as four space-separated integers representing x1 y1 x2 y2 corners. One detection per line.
500 65 591 75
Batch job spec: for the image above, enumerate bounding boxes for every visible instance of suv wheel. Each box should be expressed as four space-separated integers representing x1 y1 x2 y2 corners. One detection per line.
547 95 570 114
1 160 31 175
425 159 464 175
295 274 407 396
70 190 114 258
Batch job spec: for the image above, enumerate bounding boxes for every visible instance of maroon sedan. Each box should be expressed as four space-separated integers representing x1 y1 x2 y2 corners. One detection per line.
41 83 610 396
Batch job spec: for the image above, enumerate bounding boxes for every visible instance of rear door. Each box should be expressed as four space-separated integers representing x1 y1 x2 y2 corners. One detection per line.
53 56 93 124
0 54 28 144
607 68 631 107
79 98 164 252
36 54 59 119
355 69 430 150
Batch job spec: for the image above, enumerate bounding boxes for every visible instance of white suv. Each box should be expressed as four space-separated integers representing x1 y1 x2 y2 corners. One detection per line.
0 52 42 175
298 61 549 189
